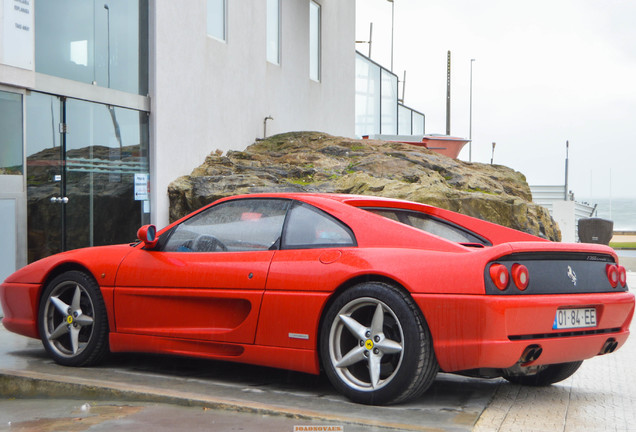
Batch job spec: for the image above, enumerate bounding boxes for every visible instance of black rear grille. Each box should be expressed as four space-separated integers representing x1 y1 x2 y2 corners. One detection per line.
509 327 622 341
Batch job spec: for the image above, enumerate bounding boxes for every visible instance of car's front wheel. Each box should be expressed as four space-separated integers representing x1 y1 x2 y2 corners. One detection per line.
38 270 109 366
320 282 438 405
502 361 583 386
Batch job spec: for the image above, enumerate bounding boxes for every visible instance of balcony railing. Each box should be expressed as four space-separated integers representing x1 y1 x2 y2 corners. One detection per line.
355 51 425 138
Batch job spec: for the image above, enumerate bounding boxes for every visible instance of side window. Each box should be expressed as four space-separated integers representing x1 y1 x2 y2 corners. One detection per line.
163 199 289 252
282 202 355 249
364 208 488 245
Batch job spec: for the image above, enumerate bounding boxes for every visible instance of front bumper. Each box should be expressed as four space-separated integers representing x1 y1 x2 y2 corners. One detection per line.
0 282 41 339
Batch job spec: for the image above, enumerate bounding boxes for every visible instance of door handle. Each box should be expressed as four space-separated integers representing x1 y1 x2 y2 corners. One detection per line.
50 197 70 204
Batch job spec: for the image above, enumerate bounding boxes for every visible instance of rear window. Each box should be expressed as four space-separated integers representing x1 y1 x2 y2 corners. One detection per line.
363 208 490 246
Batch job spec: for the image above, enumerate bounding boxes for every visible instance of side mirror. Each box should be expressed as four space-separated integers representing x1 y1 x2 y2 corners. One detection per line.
137 224 158 249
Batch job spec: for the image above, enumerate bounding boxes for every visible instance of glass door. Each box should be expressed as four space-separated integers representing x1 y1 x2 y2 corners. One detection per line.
26 94 150 263
65 99 150 251
26 93 65 262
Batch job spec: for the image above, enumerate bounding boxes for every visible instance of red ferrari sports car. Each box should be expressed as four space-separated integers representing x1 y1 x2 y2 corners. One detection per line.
1 193 634 405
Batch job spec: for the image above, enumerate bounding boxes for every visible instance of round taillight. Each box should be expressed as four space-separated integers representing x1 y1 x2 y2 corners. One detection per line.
618 265 627 287
606 264 619 288
511 264 529 291
490 264 509 291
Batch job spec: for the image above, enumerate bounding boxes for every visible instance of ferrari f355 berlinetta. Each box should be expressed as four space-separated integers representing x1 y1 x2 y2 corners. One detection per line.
1 193 633 405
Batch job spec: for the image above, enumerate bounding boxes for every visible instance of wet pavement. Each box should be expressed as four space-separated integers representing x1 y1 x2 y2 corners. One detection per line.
0 323 494 431
0 273 634 431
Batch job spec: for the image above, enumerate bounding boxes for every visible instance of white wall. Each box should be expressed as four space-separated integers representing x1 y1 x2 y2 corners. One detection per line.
552 200 576 243
150 0 356 228
0 175 27 282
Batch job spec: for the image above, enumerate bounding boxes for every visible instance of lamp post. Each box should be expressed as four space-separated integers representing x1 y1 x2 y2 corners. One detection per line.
564 140 569 200
469 58 475 162
387 0 394 72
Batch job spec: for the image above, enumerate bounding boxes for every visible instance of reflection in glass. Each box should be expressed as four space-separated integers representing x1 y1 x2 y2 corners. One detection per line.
35 0 148 95
26 93 150 262
26 93 63 261
65 100 150 251
0 91 23 175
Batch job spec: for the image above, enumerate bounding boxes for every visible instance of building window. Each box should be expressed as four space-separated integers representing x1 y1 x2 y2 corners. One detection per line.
266 0 280 64
34 0 149 95
0 91 23 175
207 0 226 41
381 69 398 134
309 1 320 81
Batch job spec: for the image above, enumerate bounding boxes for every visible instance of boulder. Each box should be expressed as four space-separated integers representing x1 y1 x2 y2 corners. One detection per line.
168 132 561 241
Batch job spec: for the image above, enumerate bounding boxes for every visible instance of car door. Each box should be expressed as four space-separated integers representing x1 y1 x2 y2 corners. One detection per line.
255 200 358 349
114 198 289 344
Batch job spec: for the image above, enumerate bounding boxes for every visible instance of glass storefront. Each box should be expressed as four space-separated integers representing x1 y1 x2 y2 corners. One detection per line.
0 91 23 175
26 93 150 262
35 0 148 95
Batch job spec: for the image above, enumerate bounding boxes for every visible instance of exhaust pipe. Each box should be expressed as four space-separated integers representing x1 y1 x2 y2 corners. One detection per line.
520 344 543 365
599 338 618 355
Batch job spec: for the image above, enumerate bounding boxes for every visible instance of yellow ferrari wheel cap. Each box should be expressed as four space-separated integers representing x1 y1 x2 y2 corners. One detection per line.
66 315 73 324
365 339 374 350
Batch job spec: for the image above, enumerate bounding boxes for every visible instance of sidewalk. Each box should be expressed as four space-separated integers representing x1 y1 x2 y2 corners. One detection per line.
474 329 636 432
474 272 636 432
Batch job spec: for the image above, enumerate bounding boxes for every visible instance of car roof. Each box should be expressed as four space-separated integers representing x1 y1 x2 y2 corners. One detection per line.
222 192 418 207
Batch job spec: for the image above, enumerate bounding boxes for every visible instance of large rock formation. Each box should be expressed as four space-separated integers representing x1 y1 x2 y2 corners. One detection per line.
168 132 561 241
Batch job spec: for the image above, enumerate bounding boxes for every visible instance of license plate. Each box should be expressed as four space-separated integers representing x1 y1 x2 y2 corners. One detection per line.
553 308 597 329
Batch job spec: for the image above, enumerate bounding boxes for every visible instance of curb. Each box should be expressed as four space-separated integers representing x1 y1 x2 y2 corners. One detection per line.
0 370 434 432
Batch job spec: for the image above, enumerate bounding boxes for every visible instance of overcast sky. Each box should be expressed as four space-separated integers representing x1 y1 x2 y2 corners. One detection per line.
356 0 636 199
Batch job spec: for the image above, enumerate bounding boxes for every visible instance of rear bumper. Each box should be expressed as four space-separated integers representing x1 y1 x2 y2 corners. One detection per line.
414 291 635 372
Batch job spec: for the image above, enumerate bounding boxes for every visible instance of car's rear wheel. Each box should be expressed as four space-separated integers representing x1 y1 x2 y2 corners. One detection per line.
38 270 109 366
502 361 583 386
320 282 438 405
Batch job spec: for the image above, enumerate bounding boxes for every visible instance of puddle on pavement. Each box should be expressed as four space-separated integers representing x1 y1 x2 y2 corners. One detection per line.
6 403 143 432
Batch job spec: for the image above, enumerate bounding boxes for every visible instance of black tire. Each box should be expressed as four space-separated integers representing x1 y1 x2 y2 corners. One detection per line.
503 361 583 386
38 270 109 366
319 282 438 405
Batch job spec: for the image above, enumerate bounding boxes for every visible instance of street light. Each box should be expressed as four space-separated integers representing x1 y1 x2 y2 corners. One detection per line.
469 58 475 162
387 0 394 71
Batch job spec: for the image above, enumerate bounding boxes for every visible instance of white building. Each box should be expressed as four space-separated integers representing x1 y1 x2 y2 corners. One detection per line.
530 185 597 243
0 0 355 279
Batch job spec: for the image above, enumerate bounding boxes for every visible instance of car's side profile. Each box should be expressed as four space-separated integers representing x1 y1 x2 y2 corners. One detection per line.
1 193 634 405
